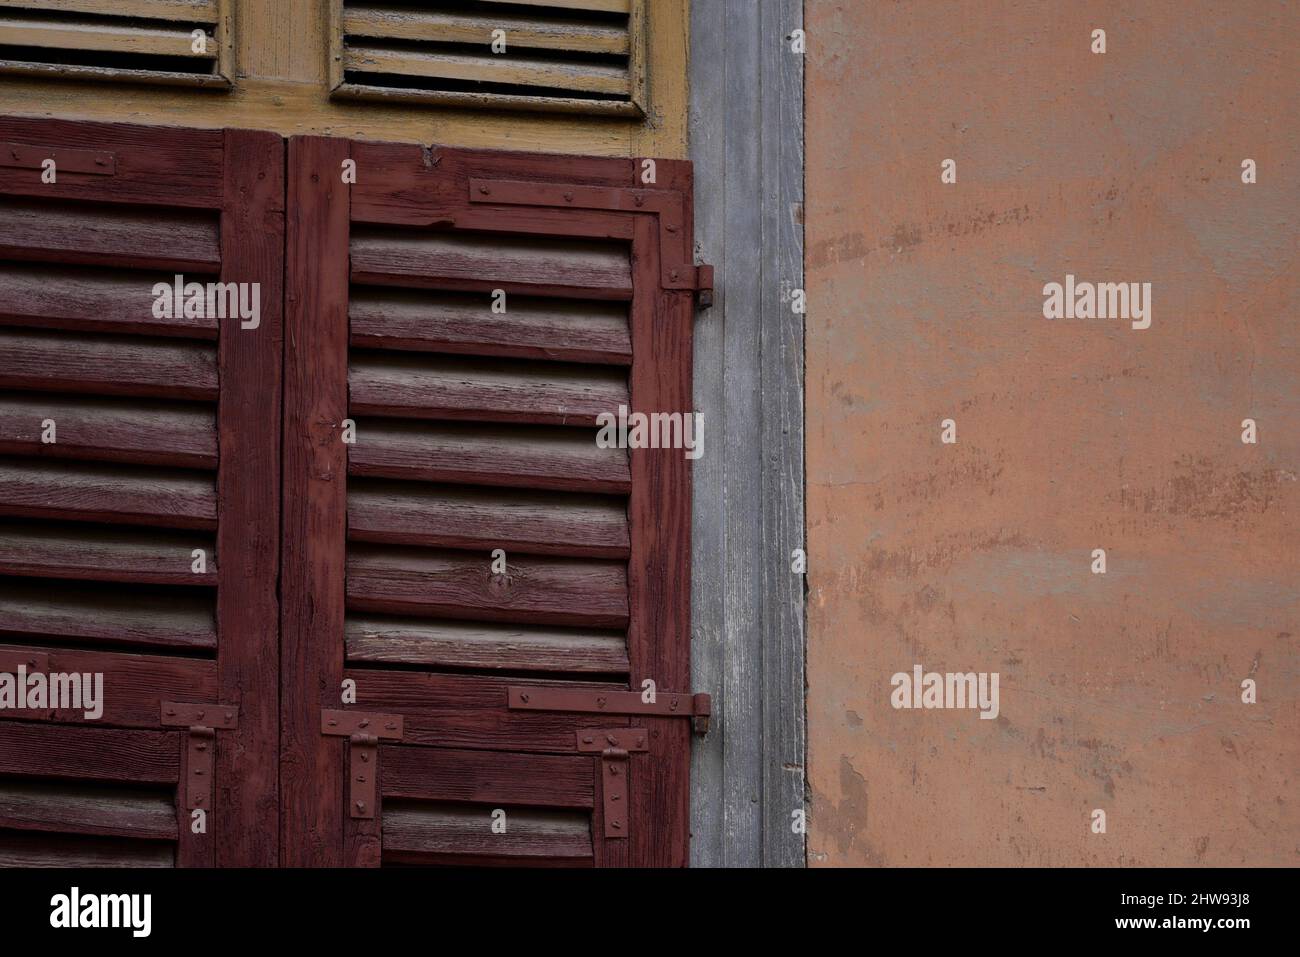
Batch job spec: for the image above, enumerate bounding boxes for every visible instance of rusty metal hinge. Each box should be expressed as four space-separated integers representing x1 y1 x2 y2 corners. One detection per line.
0 142 116 176
577 729 648 839
160 701 238 813
321 710 404 819
509 687 712 735
467 177 714 307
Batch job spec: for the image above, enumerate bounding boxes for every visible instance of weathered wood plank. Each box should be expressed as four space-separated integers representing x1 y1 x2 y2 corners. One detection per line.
344 45 629 96
0 459 216 529
350 228 632 299
342 8 629 56
349 353 627 426
346 544 628 629
0 263 217 338
0 197 220 272
0 578 216 650
0 393 216 469
348 419 630 494
0 1 217 23
0 831 173 867
346 614 628 674
0 16 215 58
0 722 181 782
348 480 629 558
350 288 631 364
382 802 592 864
0 779 177 840
0 521 216 585
0 328 217 400
381 746 595 808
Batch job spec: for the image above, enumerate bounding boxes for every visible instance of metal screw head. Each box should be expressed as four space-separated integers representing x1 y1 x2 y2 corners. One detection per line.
479 185 491 195
520 693 530 704
356 801 366 812
670 269 680 281
596 696 607 708
563 192 574 202
359 718 370 728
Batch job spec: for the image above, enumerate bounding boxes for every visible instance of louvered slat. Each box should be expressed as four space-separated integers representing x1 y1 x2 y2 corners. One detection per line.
0 263 218 338
346 546 628 629
0 198 220 272
0 328 217 400
350 288 630 364
0 1 216 22
348 480 629 558
348 420 629 494
346 615 628 674
0 831 173 866
350 229 631 298
344 45 626 96
382 803 592 865
0 521 216 586
0 459 216 528
349 353 627 426
0 16 213 58
0 778 177 840
342 8 629 55
0 578 216 650
0 393 216 469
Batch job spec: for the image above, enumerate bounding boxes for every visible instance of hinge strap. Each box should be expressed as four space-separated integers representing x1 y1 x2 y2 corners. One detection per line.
510 688 712 735
160 702 239 813
577 730 649 839
321 710 404 819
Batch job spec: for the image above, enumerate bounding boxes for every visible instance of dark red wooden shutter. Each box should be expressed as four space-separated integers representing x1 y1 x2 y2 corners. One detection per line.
0 116 282 867
282 138 705 867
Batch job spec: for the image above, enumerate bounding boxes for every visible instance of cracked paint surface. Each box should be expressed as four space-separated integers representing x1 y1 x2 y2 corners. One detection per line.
806 0 1298 865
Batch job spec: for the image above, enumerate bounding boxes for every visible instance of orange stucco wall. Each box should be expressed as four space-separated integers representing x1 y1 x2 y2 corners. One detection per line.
806 1 1297 865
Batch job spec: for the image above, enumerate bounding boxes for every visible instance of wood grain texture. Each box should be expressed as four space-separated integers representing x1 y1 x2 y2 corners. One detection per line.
0 1 218 21
381 745 595 808
0 459 216 529
0 393 216 469
350 288 631 365
350 228 632 299
349 352 628 426
689 0 806 868
382 802 592 864
0 831 173 867
346 544 628 629
345 615 628 674
280 135 350 866
0 578 216 650
216 127 283 867
0 263 218 338
0 116 225 208
0 16 214 58
0 722 180 782
625 215 692 867
343 45 629 96
0 196 220 271
348 419 630 494
348 479 629 558
0 521 217 585
342 7 630 55
0 328 217 400
0 778 177 840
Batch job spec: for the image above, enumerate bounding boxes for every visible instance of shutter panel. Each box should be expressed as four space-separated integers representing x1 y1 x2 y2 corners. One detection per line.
0 116 282 866
0 0 229 87
283 137 707 867
330 0 645 116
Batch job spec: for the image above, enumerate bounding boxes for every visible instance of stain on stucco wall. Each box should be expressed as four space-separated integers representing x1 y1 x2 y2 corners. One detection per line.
806 1 1298 865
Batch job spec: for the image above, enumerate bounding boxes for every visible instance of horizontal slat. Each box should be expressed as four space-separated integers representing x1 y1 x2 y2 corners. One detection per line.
350 230 631 298
0 579 215 650
0 643 216 727
382 747 594 808
346 615 628 673
0 329 216 400
0 263 217 338
349 420 629 493
0 778 176 840
0 16 213 58
0 722 180 783
349 480 628 558
0 521 216 586
343 667 626 752
350 288 630 364
349 354 627 426
0 459 216 529
0 0 217 22
382 802 592 864
0 830 172 866
0 198 220 273
347 545 628 629
343 8 628 55
480 0 631 12
344 44 628 95
0 393 216 469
